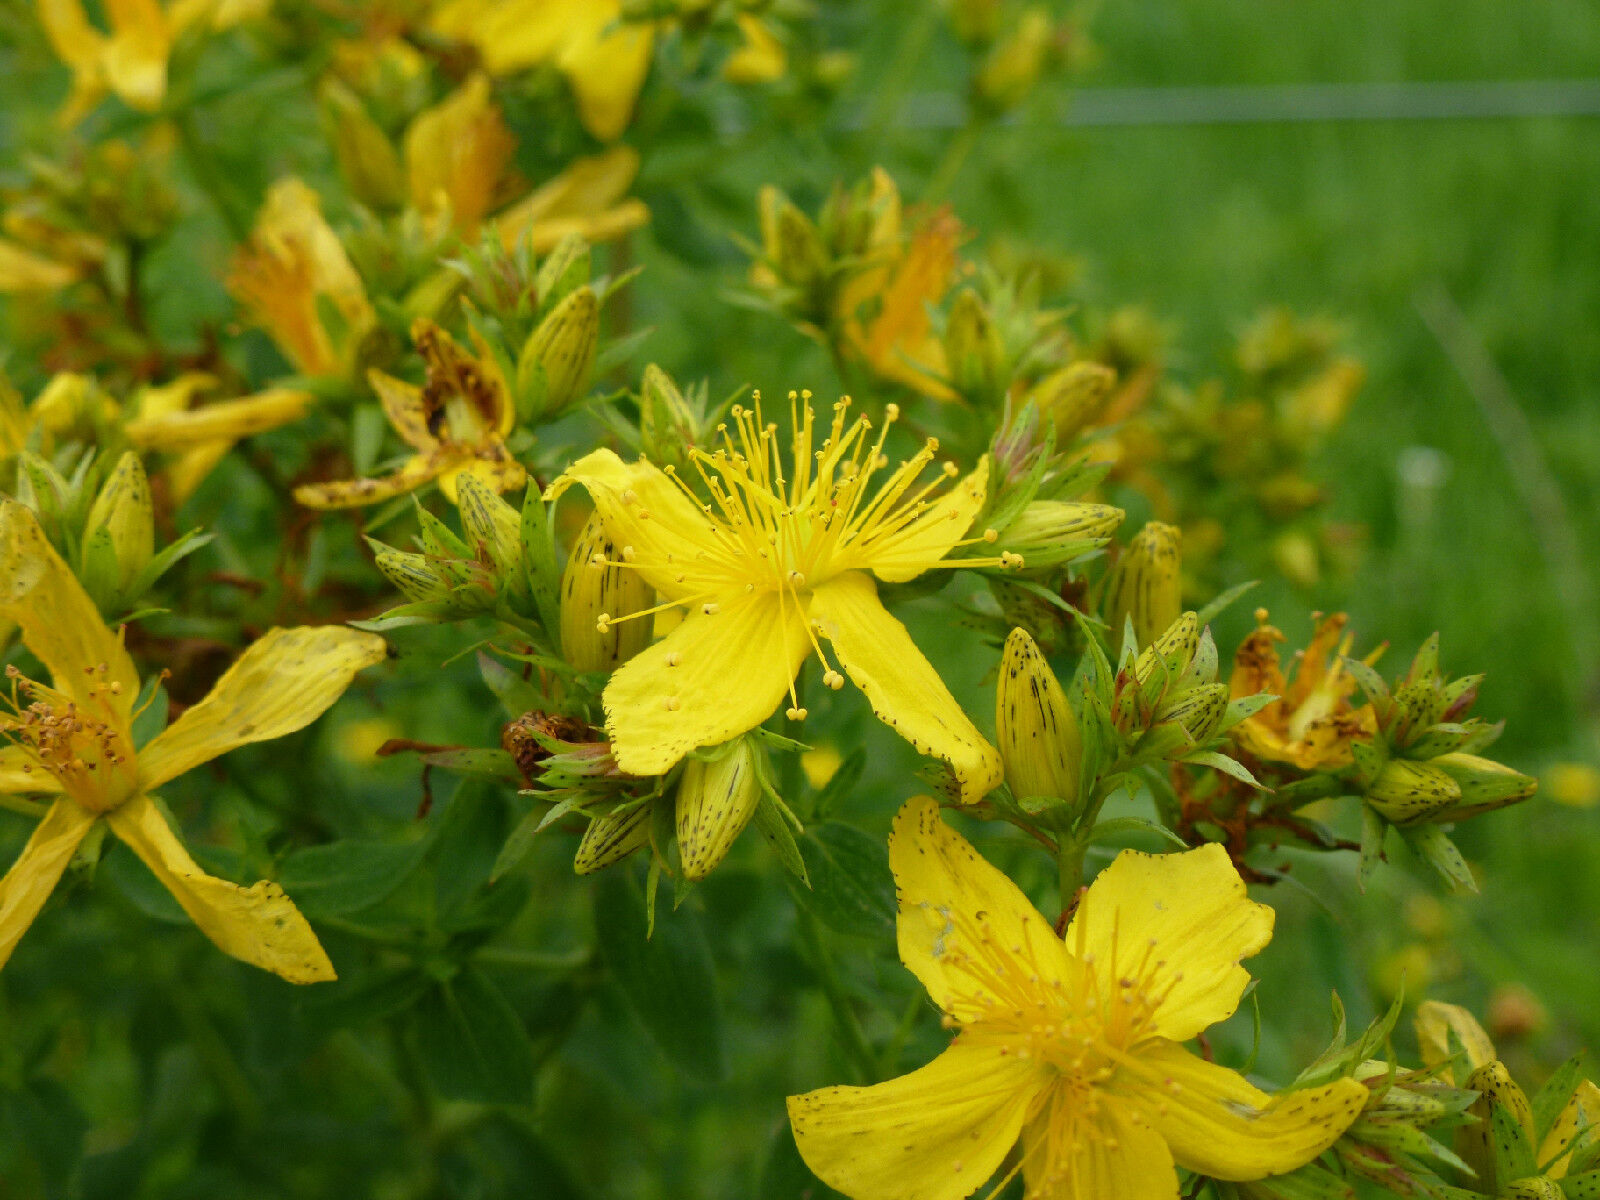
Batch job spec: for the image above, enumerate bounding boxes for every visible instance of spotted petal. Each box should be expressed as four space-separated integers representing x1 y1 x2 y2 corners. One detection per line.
867 456 989 584
548 448 720 601
137 626 387 791
0 501 138 724
1414 1000 1497 1084
293 451 444 509
602 590 810 777
1127 1040 1369 1181
367 370 436 451
810 572 1002 803
1541 1078 1600 1178
788 1039 1041 1200
889 795 1075 1020
107 793 334 983
0 797 96 970
1066 843 1272 1042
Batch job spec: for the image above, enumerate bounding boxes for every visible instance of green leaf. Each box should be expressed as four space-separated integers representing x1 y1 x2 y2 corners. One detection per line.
1400 824 1477 893
279 838 432 918
1195 579 1260 627
592 867 725 1080
759 1118 845 1200
411 966 536 1104
1084 815 1187 848
1184 750 1265 789
1533 1053 1589 1141
753 792 809 885
794 823 896 940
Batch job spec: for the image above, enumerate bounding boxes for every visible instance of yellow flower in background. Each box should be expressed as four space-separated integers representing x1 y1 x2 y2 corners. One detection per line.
789 797 1368 1199
37 0 269 125
549 392 1011 801
428 0 654 141
836 173 963 400
399 75 649 250
722 13 787 85
1229 610 1378 770
123 374 314 505
0 501 386 982
294 319 525 508
0 239 82 292
0 372 120 462
1415 1001 1600 1194
227 178 376 379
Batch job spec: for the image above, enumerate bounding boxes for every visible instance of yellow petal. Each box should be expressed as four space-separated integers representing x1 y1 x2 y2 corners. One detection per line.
0 240 80 292
368 369 436 451
101 0 170 111
137 626 387 791
1021 1087 1178 1199
865 456 989 583
493 146 647 254
602 590 810 776
788 1039 1041 1200
1128 1040 1369 1181
809 572 1002 803
403 73 516 235
1540 1078 1600 1178
124 387 311 449
1066 843 1272 1041
432 0 566 74
548 448 720 600
0 745 62 795
0 797 96 969
293 451 444 509
165 442 232 507
889 795 1077 1019
722 14 786 85
0 500 139 721
38 0 104 69
559 15 653 141
1414 1000 1497 1084
106 794 334 983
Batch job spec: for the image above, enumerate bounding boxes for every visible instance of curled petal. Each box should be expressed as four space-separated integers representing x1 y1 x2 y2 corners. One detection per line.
0 798 96 969
137 626 387 791
810 572 1001 803
1127 1040 1369 1181
124 388 311 449
293 451 444 509
1414 1000 1497 1083
602 591 810 777
788 1039 1041 1200
1066 843 1272 1042
107 794 334 983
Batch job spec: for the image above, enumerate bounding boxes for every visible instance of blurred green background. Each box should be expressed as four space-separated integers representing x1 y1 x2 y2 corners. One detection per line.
3 1 1599 1197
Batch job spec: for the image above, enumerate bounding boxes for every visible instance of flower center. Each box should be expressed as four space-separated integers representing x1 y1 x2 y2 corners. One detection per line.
3 665 139 813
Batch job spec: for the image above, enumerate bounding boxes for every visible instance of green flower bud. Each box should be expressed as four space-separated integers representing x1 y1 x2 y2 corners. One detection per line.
638 364 700 471
535 234 592 307
318 79 405 211
1031 360 1116 441
455 470 524 581
1431 752 1537 819
996 500 1123 569
517 285 599 422
769 194 827 292
1460 1061 1535 1196
560 512 653 673
676 738 764 880
1134 609 1199 690
574 804 652 874
974 8 1054 113
1365 759 1461 825
80 451 153 608
995 627 1081 812
943 287 1005 399
1155 682 1228 743
1108 522 1183 656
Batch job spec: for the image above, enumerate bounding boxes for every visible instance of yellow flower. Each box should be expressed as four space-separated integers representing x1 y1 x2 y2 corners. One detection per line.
1229 610 1377 771
0 238 82 292
547 393 1006 801
123 373 313 504
836 174 962 401
722 14 787 85
0 372 119 462
0 501 385 982
789 796 1369 1199
37 0 268 125
400 75 648 251
1415 1001 1600 1194
227 178 376 379
294 319 525 508
428 0 654 141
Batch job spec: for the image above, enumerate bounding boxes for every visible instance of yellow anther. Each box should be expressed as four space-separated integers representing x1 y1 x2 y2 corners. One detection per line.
664 696 681 711
786 706 808 721
823 670 845 690
666 652 681 667
983 528 999 543
702 602 720 615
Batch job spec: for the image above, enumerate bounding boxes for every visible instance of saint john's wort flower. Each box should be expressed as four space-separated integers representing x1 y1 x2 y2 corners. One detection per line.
0 501 385 982
547 392 1013 802
294 319 525 508
788 796 1369 1199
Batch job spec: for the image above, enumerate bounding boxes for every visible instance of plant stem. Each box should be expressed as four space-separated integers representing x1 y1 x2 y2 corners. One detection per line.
922 119 982 205
1057 834 1085 912
797 907 878 1085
